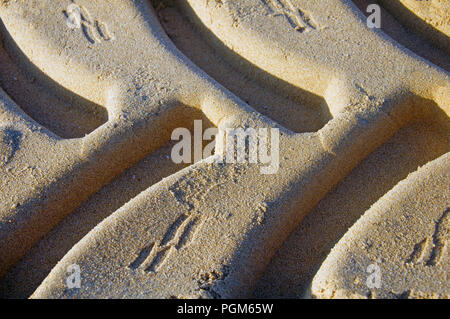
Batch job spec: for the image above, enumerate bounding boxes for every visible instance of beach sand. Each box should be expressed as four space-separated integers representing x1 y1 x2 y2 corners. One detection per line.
0 0 448 298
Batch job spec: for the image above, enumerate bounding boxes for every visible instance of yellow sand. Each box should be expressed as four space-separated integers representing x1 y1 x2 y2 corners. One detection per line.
0 0 448 298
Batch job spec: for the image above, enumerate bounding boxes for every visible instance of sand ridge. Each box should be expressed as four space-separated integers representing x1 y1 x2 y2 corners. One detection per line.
311 153 449 299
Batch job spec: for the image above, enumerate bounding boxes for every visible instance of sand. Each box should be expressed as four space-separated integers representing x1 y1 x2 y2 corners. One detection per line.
311 153 449 298
378 0 449 53
0 0 448 298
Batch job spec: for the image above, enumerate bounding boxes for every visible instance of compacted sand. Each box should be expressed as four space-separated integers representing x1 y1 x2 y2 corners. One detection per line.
0 0 448 298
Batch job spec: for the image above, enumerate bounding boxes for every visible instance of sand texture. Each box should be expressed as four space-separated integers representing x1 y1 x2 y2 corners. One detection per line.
0 0 448 298
311 153 449 299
